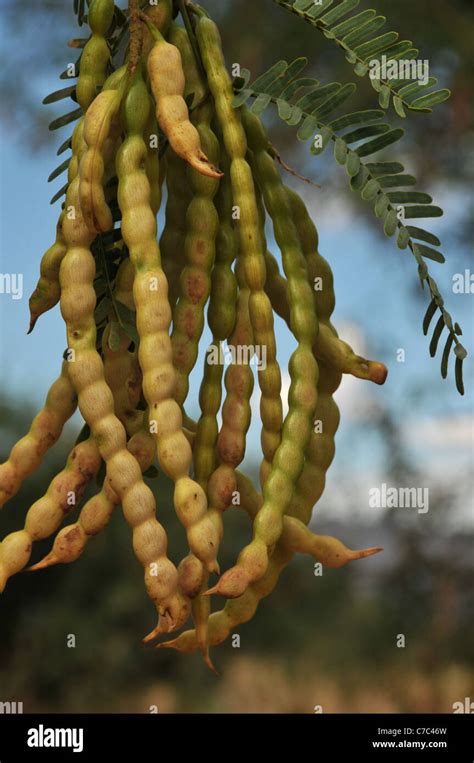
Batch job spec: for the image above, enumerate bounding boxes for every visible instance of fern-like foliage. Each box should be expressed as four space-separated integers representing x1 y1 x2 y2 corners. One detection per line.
272 0 450 118
233 59 467 394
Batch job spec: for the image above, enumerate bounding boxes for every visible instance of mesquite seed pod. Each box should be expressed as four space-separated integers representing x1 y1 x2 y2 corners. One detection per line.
265 186 388 386
193 345 223 489
207 109 320 599
253 183 283 487
28 214 67 333
233 472 379 569
158 360 343 655
0 437 102 592
207 139 238 342
29 412 156 573
170 53 221 408
117 70 220 574
169 23 203 110
0 361 77 510
197 18 286 567
145 20 222 179
28 115 88 332
192 145 239 485
286 185 387 385
79 73 128 233
160 149 192 310
188 257 254 667
76 0 114 112
61 123 185 630
282 519 383 567
159 25 201 308
216 261 254 471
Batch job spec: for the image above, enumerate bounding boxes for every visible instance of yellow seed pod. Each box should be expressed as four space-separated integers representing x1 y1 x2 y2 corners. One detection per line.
79 72 127 233
0 438 101 591
0 362 77 508
116 71 220 575
145 22 222 179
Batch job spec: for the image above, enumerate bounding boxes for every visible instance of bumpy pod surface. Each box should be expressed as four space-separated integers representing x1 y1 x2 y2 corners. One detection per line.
253 185 283 487
28 214 67 333
28 117 87 332
79 72 126 233
60 113 185 630
146 23 221 179
159 23 203 307
159 360 342 654
266 187 388 386
170 57 221 407
198 18 297 600
0 437 101 592
232 474 381 566
116 72 220 574
0 362 77 509
29 407 156 572
193 144 239 484
207 108 320 599
76 0 114 112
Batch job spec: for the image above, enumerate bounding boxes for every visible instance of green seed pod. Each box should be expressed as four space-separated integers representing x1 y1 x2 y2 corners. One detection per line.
266 187 388 386
28 214 67 332
76 0 114 112
186 147 241 670
207 109 319 599
158 360 343 655
207 139 238 341
197 17 301 601
160 150 191 309
254 184 283 487
170 38 221 409
194 146 239 485
193 344 223 489
217 260 254 470
142 0 174 61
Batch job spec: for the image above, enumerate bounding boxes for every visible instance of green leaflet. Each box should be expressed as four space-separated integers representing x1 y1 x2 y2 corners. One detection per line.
49 183 68 205
272 0 451 117
48 159 70 183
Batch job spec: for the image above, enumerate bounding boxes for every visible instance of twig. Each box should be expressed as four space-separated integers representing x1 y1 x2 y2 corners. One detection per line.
268 142 321 188
178 0 206 79
128 0 142 73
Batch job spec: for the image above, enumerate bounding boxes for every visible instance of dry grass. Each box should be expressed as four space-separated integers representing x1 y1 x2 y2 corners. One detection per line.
133 658 474 714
